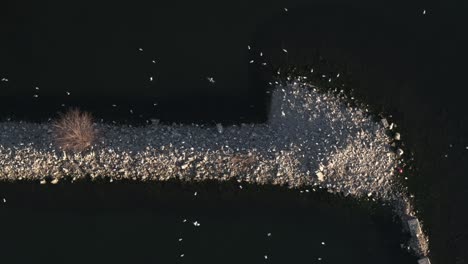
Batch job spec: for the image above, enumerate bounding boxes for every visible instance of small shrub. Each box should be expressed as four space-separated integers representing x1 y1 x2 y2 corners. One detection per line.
52 107 98 152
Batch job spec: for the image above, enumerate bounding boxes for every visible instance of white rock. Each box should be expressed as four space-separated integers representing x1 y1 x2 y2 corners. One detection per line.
51 178 59 184
397 148 404 156
316 171 325 182
394 133 401 141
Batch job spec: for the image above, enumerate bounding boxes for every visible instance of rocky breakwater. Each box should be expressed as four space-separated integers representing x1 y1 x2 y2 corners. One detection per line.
0 79 428 259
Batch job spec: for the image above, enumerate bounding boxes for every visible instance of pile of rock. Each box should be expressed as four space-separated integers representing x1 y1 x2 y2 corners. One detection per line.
0 81 398 201
0 78 428 260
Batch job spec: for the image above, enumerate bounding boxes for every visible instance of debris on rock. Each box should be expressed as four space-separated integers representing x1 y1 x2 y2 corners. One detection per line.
381 118 389 128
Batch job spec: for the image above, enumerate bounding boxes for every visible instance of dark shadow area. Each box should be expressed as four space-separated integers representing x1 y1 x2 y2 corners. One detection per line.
0 180 416 264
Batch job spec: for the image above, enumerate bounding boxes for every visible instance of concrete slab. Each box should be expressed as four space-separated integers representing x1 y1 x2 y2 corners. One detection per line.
417 257 431 264
407 218 422 237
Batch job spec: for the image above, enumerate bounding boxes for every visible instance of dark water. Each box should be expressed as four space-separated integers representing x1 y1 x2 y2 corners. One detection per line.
1 1 468 263
0 181 415 263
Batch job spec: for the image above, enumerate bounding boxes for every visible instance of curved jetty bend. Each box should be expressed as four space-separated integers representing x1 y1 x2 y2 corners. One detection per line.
0 79 429 262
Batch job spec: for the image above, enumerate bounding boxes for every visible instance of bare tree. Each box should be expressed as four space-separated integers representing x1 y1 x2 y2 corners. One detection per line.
52 107 98 152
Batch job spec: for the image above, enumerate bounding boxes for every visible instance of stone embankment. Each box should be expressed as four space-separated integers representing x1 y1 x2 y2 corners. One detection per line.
0 80 430 261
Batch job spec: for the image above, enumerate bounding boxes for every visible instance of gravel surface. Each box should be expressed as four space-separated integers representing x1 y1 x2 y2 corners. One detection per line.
0 81 397 198
0 79 428 257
